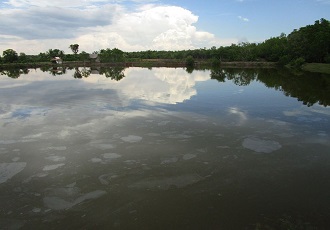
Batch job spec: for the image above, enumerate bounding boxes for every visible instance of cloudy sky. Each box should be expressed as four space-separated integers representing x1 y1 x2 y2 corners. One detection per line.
0 0 329 54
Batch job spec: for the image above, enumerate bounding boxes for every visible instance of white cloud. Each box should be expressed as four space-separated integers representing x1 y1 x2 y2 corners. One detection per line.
238 16 249 22
0 2 228 54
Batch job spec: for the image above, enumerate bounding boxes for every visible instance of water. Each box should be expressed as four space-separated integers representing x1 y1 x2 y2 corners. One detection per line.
0 67 330 229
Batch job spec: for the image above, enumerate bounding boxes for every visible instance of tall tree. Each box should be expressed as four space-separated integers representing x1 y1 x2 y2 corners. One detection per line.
69 44 79 54
2 49 18 63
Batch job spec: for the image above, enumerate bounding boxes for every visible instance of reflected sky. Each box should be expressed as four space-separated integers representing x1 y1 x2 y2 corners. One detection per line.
0 67 330 229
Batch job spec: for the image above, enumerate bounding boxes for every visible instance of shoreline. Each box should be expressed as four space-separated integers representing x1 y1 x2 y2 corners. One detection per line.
2 61 330 75
0 60 277 69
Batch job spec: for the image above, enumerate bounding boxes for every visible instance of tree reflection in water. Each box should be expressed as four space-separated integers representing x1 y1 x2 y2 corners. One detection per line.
211 68 330 107
99 66 126 81
1 66 329 107
73 67 91 79
0 68 29 78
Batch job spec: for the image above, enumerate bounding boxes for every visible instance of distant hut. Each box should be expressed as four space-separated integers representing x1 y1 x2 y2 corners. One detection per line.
89 54 100 63
51 57 62 64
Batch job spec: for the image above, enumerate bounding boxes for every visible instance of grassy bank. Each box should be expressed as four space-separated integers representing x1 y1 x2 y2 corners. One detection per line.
302 63 330 74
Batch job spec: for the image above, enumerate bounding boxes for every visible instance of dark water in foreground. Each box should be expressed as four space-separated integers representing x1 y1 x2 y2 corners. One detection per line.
0 67 330 229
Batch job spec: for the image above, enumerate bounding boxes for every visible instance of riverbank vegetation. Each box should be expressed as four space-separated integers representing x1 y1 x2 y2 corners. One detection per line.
0 18 329 72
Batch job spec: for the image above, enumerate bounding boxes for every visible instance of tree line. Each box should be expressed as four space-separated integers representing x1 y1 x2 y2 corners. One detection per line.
1 18 329 66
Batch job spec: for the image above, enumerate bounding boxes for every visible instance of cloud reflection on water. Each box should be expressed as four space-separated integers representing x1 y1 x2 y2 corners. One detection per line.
82 67 210 104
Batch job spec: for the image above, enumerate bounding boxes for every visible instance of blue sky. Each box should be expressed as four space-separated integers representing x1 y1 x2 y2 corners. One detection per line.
173 0 330 40
0 0 329 54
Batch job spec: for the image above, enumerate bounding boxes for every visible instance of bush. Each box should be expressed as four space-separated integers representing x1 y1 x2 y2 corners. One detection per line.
185 55 195 67
211 57 220 67
278 55 291 66
290 57 305 68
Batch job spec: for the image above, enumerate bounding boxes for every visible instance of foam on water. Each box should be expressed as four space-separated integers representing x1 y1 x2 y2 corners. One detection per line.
42 163 65 171
90 158 102 163
183 153 197 160
161 157 178 164
45 156 66 162
102 153 121 159
242 137 282 153
0 162 27 184
120 135 143 143
43 189 107 210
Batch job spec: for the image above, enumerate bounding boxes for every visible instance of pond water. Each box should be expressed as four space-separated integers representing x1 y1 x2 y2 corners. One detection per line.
0 67 330 229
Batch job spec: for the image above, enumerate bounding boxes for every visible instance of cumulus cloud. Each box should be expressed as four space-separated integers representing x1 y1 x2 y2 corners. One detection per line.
0 1 220 53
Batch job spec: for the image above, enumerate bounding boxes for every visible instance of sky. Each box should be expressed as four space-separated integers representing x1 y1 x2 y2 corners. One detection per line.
0 0 330 54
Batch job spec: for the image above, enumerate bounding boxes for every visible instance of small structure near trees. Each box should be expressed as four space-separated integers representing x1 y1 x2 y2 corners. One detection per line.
89 54 100 63
51 57 62 64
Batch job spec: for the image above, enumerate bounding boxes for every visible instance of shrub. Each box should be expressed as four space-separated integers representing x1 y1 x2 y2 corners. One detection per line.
290 57 305 68
185 55 195 67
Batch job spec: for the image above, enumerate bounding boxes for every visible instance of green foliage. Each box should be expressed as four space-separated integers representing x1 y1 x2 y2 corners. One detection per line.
46 49 65 59
185 55 195 67
99 48 125 62
288 18 330 63
18 52 30 63
210 57 220 67
278 55 291 66
79 51 90 61
289 57 306 69
257 34 288 62
2 49 18 63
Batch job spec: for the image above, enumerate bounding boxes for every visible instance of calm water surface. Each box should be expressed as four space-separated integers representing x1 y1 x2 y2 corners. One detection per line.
0 67 330 229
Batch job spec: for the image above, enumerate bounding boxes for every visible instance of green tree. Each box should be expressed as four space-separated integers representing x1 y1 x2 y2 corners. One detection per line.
2 49 18 63
46 49 65 59
99 48 125 62
18 52 28 63
287 18 330 63
79 51 90 61
257 34 288 62
69 44 79 54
